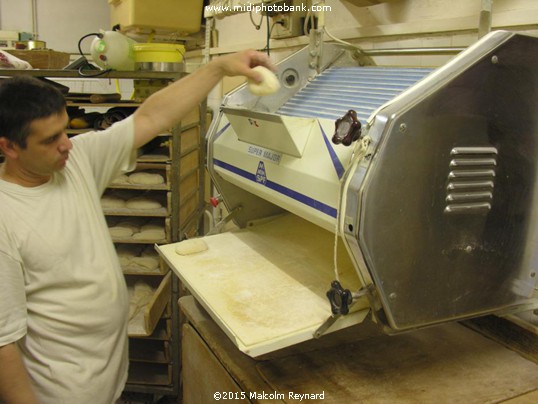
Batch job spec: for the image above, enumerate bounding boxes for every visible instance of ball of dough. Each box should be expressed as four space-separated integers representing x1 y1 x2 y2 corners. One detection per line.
175 238 208 256
248 66 280 96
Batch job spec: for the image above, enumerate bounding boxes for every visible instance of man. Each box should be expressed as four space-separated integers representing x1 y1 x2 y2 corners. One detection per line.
0 50 273 404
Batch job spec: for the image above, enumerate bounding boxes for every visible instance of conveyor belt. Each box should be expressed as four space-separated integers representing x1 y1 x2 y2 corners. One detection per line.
278 66 433 123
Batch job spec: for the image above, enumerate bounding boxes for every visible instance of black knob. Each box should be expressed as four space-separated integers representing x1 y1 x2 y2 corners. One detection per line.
326 280 353 315
333 110 362 146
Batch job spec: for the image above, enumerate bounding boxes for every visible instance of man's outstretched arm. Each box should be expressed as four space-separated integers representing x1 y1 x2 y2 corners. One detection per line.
133 50 274 149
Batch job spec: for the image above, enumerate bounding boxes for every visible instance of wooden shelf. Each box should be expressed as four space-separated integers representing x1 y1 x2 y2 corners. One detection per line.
0 69 183 80
67 102 140 108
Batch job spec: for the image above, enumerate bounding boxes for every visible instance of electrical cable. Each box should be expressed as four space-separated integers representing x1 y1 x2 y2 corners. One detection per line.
77 32 100 56
265 12 271 56
323 26 367 56
75 32 113 77
249 9 264 30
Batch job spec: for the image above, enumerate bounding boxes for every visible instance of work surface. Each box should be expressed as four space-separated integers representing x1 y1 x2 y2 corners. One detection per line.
181 296 538 404
158 214 368 357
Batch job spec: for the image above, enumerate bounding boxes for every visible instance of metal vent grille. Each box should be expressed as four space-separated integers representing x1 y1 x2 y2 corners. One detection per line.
444 147 498 214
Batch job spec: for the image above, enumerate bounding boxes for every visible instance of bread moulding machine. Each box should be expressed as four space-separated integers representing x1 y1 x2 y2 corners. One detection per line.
158 30 538 358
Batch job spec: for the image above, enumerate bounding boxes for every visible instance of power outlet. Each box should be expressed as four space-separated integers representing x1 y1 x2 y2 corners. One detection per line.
270 12 306 39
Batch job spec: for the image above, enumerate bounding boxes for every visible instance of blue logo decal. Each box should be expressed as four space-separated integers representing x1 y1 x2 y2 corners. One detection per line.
255 161 267 185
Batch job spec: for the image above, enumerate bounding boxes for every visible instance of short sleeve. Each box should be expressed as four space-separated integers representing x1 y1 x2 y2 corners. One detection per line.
0 251 27 346
70 116 137 195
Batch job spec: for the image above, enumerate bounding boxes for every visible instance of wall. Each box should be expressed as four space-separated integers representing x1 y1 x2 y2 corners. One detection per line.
0 0 110 54
0 1 122 97
2 1 538 104
203 0 538 107
211 0 538 56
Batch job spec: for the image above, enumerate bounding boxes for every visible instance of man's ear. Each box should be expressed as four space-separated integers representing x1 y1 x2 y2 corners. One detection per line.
0 137 19 159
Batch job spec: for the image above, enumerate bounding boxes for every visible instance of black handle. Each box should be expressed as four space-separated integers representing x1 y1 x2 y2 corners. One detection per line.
332 110 362 146
326 280 353 315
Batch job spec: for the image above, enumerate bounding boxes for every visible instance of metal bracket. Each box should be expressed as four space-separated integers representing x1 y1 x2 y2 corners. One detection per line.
206 205 242 236
314 285 367 339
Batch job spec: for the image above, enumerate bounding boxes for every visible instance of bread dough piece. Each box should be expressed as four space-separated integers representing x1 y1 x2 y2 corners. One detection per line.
129 172 164 185
111 174 129 185
128 281 154 320
101 195 125 209
133 229 165 241
248 66 280 96
109 226 133 238
116 220 141 233
175 238 208 255
131 256 160 270
141 245 158 257
116 244 143 266
141 220 163 232
125 197 162 210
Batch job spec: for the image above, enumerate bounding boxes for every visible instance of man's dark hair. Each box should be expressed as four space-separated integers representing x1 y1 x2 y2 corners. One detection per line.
0 76 66 148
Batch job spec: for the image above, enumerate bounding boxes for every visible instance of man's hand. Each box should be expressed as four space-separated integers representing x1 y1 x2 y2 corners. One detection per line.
133 49 277 149
212 50 276 84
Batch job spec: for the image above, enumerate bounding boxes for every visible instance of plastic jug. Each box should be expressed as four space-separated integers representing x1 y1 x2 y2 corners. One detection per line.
90 30 136 71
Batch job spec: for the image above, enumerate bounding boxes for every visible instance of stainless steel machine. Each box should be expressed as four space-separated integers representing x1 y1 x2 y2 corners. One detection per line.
158 30 538 357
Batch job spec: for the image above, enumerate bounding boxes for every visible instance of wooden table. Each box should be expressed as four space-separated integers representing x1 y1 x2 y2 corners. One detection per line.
180 295 538 404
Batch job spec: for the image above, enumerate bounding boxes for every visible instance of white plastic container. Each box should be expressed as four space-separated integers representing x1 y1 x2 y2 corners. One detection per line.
90 30 136 71
109 0 203 34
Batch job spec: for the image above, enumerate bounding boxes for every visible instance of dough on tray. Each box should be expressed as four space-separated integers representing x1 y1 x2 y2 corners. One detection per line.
128 281 154 321
131 256 160 270
101 195 125 209
116 220 141 233
109 226 133 238
129 172 165 185
116 244 143 266
141 245 158 257
133 229 165 241
125 197 162 210
110 174 130 185
141 220 162 232
175 238 208 256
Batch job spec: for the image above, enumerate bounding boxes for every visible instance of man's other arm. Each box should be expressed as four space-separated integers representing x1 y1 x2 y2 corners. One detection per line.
0 342 38 404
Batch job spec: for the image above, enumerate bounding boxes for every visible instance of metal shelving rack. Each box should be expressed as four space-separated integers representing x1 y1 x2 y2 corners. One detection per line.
0 68 206 400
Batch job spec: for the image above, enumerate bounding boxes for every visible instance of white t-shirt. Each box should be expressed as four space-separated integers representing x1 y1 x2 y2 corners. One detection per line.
0 116 136 404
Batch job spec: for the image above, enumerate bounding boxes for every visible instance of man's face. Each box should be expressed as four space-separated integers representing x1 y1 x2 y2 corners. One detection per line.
17 109 72 177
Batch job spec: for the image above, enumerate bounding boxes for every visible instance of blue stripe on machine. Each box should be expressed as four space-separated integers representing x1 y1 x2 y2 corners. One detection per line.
214 123 231 140
214 159 256 181
318 121 345 179
213 159 337 218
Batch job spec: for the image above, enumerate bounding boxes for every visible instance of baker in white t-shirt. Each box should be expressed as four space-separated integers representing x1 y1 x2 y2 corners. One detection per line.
0 50 275 404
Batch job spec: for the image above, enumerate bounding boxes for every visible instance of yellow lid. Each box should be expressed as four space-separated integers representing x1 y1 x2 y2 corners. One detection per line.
133 43 185 63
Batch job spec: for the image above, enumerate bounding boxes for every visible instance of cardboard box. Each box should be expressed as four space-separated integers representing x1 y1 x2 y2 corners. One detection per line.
110 0 203 34
5 50 70 69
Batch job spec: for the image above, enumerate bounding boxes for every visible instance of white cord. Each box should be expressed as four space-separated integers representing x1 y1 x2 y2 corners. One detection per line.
332 136 371 282
324 26 367 56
